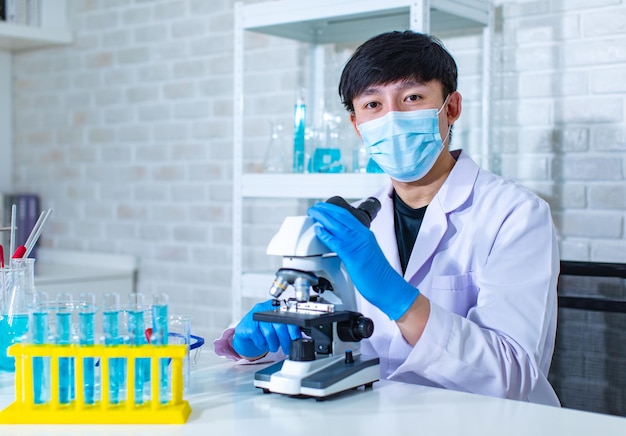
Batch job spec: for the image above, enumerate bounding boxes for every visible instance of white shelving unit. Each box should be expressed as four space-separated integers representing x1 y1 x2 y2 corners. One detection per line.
0 23 72 51
232 0 492 321
0 0 72 192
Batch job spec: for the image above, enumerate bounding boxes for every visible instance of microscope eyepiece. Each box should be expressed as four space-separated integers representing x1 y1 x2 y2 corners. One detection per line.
325 196 381 228
356 197 381 225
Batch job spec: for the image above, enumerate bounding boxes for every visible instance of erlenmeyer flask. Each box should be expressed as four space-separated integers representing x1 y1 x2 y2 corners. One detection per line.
262 122 289 173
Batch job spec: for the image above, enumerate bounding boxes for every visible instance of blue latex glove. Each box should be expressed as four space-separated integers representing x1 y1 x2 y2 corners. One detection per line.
232 300 301 359
308 202 420 320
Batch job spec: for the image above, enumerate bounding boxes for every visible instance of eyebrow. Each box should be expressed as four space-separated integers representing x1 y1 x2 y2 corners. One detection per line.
359 80 427 96
395 80 427 89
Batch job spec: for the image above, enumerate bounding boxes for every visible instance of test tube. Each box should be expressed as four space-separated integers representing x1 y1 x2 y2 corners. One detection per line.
151 292 169 403
103 292 122 404
55 293 74 404
29 292 50 405
78 292 97 405
128 292 149 404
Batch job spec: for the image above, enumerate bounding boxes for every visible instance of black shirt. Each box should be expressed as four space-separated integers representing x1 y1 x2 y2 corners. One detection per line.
393 190 428 275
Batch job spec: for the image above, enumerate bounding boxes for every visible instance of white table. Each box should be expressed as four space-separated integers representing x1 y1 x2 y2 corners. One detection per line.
2 352 626 435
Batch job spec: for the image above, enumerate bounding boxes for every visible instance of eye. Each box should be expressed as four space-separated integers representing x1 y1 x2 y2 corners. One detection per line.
363 101 381 110
405 94 420 102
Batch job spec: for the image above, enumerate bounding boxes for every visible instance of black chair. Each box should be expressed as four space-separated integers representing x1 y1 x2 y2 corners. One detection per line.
549 261 626 416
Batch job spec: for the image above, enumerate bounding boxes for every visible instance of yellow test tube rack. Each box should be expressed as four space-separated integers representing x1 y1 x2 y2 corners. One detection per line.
0 342 191 424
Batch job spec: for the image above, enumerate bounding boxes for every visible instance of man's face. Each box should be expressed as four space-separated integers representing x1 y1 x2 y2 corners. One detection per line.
349 79 460 145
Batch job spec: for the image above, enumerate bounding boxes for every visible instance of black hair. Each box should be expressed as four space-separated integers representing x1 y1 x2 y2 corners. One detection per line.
338 31 458 113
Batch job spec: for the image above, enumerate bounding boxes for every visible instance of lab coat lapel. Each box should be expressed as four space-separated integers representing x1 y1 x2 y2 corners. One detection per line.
403 151 479 280
403 199 448 279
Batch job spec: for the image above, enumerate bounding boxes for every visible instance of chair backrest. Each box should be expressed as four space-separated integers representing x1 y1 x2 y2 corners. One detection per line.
549 261 626 416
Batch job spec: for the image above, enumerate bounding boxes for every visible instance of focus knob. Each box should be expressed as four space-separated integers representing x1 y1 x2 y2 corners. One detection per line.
354 316 374 339
289 338 316 361
337 314 375 342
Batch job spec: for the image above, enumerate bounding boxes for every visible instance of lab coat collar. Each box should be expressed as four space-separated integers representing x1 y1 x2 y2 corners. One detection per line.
434 150 480 214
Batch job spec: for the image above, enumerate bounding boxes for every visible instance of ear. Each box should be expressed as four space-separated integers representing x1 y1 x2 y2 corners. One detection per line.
445 91 462 126
350 112 362 140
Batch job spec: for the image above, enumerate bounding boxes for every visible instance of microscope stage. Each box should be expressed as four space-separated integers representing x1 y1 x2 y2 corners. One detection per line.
253 309 353 327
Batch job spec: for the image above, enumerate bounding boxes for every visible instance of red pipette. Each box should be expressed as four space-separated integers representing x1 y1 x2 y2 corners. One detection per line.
12 245 26 259
12 208 53 259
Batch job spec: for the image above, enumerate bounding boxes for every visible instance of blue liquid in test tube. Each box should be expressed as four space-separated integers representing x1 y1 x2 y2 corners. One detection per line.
55 293 74 404
151 293 169 404
292 96 306 173
103 293 122 405
30 293 50 405
128 292 149 405
78 293 97 405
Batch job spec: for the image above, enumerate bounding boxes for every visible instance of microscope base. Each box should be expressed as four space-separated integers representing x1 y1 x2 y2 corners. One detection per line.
254 354 380 399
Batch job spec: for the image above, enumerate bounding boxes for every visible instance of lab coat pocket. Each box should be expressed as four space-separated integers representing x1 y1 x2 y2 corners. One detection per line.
429 273 478 316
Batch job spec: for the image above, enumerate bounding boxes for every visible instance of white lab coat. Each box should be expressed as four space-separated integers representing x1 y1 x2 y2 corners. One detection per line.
360 150 560 406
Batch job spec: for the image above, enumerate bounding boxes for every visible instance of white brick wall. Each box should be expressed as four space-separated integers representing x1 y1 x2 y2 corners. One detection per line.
10 0 626 342
495 0 626 262
13 0 235 341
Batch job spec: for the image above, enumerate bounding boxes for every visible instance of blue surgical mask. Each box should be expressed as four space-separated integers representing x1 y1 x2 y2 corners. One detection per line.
357 99 450 182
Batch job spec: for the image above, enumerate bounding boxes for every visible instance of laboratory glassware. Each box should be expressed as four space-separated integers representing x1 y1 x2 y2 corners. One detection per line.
151 292 169 403
0 263 28 372
55 292 74 404
78 292 97 404
128 292 149 404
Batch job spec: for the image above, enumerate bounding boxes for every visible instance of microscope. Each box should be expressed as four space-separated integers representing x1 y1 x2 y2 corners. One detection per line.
253 196 381 399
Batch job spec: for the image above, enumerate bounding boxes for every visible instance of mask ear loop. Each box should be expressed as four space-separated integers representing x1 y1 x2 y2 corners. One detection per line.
438 94 452 146
442 125 452 146
437 94 450 115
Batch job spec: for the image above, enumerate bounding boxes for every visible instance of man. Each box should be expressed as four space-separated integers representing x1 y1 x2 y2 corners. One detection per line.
215 31 560 406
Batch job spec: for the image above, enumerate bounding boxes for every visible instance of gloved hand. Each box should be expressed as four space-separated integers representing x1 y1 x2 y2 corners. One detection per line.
232 300 301 359
308 202 420 320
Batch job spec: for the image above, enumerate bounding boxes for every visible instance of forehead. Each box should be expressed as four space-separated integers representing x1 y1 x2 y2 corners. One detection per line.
355 79 444 98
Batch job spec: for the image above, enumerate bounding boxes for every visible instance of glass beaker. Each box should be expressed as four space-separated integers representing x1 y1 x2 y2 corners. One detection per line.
12 257 36 304
0 263 29 372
